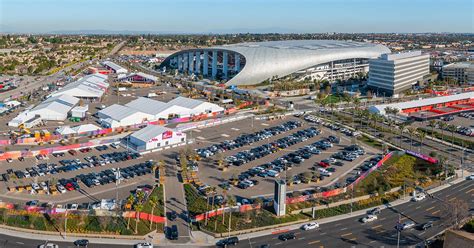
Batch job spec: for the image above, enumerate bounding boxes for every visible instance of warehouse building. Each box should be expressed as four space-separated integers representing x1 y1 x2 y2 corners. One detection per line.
97 96 224 128
97 104 154 128
117 72 158 87
49 74 109 100
8 94 80 127
369 91 474 120
101 61 128 74
126 125 186 152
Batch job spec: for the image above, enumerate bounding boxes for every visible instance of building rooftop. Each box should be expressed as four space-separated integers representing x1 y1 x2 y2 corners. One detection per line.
380 50 422 60
130 125 173 142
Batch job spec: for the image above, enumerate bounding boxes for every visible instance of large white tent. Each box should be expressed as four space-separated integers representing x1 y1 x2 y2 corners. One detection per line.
49 74 109 100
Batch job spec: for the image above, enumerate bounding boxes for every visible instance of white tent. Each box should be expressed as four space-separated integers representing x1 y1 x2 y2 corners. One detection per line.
56 126 76 135
72 124 101 134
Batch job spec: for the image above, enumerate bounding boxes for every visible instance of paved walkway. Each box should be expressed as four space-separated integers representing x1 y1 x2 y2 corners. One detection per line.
163 159 191 244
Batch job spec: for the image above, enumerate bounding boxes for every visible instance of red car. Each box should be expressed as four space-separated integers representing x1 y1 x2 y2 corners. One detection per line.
65 183 75 191
318 161 330 168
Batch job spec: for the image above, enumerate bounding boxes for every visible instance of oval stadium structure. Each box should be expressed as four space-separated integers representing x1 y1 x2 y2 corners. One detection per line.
161 40 390 86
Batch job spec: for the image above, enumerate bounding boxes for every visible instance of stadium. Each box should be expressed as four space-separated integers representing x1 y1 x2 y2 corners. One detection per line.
161 40 391 86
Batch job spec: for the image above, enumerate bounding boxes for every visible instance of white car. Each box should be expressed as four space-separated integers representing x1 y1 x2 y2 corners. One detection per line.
38 243 59 248
466 175 474 180
57 184 66 193
397 221 415 230
302 222 319 230
361 215 378 223
31 183 40 190
411 193 426 202
135 243 153 248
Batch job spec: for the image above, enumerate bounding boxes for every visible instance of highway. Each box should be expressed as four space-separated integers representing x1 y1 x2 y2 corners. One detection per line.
238 179 474 248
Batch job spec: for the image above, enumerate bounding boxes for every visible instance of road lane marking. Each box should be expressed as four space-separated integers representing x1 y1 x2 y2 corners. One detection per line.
261 123 269 126
340 227 348 231
335 223 341 226
419 231 425 235
274 242 282 246
231 128 240 131
466 188 474 194
193 129 201 132
432 210 441 215
197 136 205 140
221 134 230 137
349 237 357 241
416 206 421 209
371 224 383 229
369 240 376 243
449 197 456 202
341 232 352 237
426 206 435 211
308 240 320 245
379 217 386 221
16 242 24 245
319 232 327 235
298 237 306 240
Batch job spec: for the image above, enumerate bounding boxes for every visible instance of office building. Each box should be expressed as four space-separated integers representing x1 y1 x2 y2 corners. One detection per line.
368 51 430 95
442 62 474 84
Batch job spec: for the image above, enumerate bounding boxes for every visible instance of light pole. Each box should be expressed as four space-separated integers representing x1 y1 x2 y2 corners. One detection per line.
350 185 354 215
396 213 401 248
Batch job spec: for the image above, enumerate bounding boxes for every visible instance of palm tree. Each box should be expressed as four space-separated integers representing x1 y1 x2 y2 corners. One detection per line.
149 195 158 230
226 195 236 237
221 189 227 224
126 194 135 229
429 120 436 135
398 123 407 148
447 124 457 147
417 130 426 153
134 203 143 234
438 122 447 143
407 127 418 150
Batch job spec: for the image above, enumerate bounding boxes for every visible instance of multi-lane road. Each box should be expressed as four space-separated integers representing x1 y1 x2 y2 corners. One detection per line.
239 179 473 248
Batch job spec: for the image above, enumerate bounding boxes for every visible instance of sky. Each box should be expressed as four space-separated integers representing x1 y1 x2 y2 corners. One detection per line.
1 0 473 34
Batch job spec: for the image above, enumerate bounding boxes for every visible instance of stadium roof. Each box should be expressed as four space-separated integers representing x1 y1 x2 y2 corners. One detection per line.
130 125 172 142
369 91 474 115
165 40 390 86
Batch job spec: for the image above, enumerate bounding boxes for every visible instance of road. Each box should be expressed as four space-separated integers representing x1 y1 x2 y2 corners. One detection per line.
0 233 131 248
163 159 191 243
238 179 474 248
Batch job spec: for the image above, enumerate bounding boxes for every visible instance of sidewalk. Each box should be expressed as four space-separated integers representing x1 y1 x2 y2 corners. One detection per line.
0 175 467 247
190 171 467 245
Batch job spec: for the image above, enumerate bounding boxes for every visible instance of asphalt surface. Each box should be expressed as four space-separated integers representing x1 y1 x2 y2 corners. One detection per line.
0 233 131 248
236 179 474 248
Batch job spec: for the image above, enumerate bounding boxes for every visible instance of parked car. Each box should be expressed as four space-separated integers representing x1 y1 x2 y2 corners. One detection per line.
167 225 178 240
135 242 153 248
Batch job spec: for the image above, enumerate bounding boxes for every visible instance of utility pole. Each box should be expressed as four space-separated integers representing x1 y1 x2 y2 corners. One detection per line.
397 213 401 248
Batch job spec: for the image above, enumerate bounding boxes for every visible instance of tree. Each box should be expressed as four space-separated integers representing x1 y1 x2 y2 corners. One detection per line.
149 195 158 230
417 130 426 153
126 194 135 229
134 203 143 234
227 195 236 235
442 198 470 228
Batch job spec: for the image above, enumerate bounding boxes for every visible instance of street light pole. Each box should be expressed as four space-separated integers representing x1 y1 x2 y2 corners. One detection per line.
350 186 354 215
397 213 401 248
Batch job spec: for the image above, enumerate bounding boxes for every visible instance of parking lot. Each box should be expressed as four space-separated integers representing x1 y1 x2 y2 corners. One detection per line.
0 143 160 204
186 116 380 200
413 113 474 140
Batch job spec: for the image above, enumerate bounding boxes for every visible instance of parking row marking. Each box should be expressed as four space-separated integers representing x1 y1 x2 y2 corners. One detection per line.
426 206 435 211
432 210 441 215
